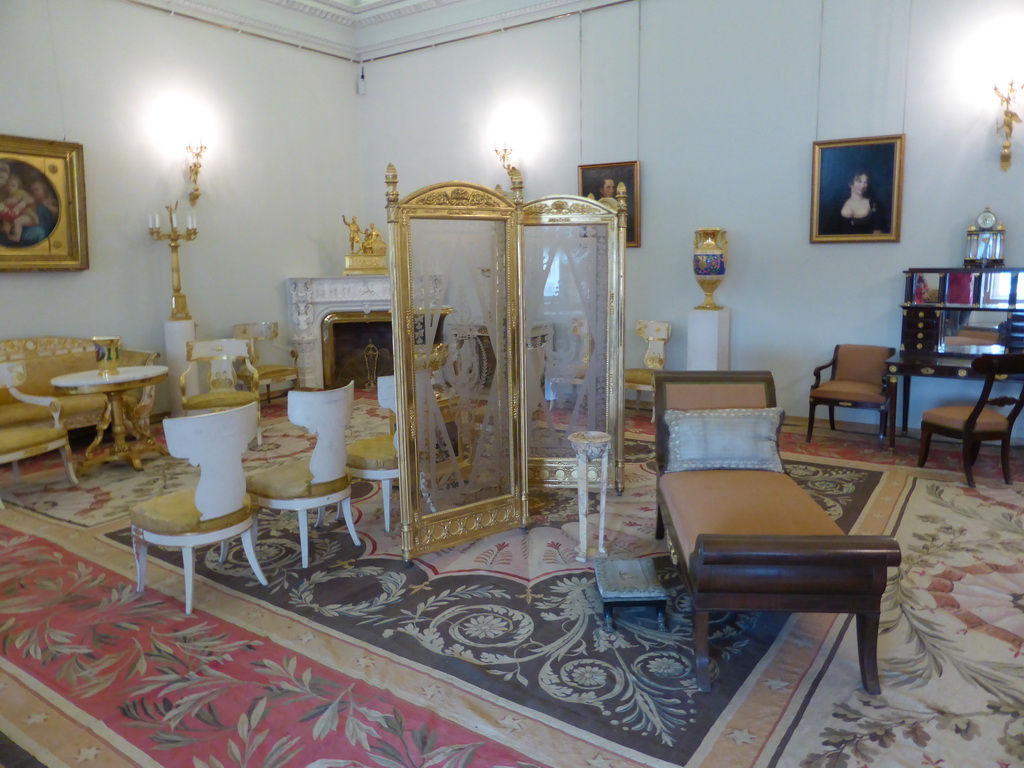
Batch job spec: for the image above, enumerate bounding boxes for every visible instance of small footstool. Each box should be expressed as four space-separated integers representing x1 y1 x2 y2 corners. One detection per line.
594 558 669 630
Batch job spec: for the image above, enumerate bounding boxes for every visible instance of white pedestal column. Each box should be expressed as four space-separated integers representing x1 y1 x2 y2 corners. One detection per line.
687 308 731 371
164 318 198 416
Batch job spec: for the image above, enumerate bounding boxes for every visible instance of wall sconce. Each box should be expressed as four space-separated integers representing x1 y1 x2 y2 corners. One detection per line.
994 82 1021 171
494 144 513 171
186 141 206 205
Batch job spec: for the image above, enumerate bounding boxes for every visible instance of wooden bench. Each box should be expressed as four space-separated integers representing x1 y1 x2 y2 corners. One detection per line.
653 370 901 694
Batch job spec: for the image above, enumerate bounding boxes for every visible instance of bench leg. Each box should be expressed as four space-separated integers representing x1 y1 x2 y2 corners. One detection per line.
857 611 881 695
655 505 665 540
694 610 711 692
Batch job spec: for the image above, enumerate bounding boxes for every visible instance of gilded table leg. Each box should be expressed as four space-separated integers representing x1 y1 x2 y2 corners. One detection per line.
83 397 113 460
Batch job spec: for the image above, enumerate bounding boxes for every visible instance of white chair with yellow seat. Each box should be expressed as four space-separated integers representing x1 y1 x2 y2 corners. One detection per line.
345 375 398 534
181 338 263 446
245 381 357 568
623 320 671 420
0 361 78 508
232 322 298 403
129 402 267 615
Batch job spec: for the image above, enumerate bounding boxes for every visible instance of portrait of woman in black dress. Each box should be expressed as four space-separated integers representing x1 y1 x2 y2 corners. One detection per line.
810 135 904 243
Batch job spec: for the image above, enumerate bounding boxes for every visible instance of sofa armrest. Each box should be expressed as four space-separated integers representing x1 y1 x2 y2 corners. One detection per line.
7 385 63 429
696 534 902 567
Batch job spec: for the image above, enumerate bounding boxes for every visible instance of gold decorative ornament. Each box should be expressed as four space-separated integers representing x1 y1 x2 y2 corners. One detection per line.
692 228 728 310
342 215 389 276
994 82 1021 172
149 201 198 320
186 142 206 206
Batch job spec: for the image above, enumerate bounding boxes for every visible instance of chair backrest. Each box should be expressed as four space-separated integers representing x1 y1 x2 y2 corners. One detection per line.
287 381 354 483
232 322 279 366
163 402 258 521
186 338 256 393
969 353 1024 428
653 370 776 472
636 320 671 371
832 345 895 386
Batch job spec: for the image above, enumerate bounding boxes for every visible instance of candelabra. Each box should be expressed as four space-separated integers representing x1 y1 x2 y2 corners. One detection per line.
148 201 197 321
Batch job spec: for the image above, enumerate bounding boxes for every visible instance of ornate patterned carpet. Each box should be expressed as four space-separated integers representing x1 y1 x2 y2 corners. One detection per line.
1 400 1023 767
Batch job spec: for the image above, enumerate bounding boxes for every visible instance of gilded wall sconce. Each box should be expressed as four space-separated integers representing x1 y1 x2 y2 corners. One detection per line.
186 142 206 205
994 82 1021 171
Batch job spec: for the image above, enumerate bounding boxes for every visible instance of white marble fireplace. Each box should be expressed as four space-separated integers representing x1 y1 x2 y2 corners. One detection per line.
287 275 392 389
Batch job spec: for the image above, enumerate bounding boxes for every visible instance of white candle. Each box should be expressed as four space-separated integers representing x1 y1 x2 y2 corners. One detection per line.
187 215 196 230
148 214 158 229
171 213 178 229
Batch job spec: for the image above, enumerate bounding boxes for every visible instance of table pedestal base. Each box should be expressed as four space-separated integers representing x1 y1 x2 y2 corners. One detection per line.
79 391 168 473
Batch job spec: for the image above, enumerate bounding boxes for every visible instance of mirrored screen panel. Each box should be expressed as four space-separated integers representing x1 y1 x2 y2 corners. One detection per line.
408 218 513 515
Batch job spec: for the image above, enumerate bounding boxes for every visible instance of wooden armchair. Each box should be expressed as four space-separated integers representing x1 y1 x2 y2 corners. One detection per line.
0 361 78 508
918 352 1024 487
181 339 262 446
807 344 895 442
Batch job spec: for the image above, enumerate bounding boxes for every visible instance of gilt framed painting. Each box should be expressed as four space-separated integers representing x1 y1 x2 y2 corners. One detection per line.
810 134 904 243
0 134 88 270
578 161 640 247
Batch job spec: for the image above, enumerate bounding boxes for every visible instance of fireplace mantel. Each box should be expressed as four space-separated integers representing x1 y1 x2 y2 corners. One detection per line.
287 275 392 388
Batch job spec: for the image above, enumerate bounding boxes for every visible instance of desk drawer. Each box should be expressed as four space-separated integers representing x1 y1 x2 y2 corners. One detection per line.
901 309 940 352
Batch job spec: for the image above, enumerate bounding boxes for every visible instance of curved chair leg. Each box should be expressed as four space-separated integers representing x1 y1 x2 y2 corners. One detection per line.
218 541 228 564
917 429 933 467
828 405 836 431
1001 438 1013 484
878 411 887 441
694 610 711 693
962 440 977 488
182 545 196 615
383 481 392 533
132 529 148 593
857 611 882 695
337 496 358 545
240 525 268 586
806 402 816 442
59 444 79 486
298 508 311 568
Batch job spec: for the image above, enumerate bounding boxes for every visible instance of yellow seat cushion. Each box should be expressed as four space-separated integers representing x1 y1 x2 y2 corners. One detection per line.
624 368 655 387
0 393 109 428
246 459 350 500
659 469 841 560
810 380 886 405
922 405 1008 432
347 435 398 471
0 425 66 454
183 391 259 411
130 490 253 536
255 364 297 381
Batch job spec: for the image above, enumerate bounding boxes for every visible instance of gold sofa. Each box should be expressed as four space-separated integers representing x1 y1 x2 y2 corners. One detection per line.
0 337 159 432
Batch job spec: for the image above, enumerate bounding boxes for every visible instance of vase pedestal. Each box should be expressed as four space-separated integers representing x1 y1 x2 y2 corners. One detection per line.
686 308 730 371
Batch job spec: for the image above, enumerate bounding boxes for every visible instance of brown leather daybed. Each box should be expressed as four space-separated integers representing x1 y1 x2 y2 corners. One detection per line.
652 370 901 693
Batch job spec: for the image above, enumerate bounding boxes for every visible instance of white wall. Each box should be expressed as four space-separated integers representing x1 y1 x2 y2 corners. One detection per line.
4 0 1024 425
0 0 361 398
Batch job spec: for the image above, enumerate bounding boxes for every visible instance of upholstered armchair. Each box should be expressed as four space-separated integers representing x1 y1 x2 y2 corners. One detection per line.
807 344 895 442
624 320 671 419
181 338 262 445
232 322 298 402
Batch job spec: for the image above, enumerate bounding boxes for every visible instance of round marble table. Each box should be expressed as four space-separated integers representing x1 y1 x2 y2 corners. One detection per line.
51 365 169 473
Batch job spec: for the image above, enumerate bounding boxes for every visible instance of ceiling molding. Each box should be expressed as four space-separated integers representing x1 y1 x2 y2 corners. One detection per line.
123 0 624 61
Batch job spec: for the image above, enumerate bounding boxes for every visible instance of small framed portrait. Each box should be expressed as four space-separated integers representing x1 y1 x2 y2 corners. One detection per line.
810 134 904 243
0 134 88 270
578 161 641 247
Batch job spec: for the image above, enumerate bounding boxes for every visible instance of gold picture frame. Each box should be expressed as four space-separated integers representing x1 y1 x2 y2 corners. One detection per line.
810 134 904 243
578 160 640 247
0 134 88 270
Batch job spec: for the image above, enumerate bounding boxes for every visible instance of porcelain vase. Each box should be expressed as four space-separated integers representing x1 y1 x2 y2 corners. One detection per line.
93 336 122 376
692 228 728 310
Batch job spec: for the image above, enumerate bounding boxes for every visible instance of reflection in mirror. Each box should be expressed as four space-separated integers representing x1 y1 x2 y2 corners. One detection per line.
409 218 513 516
522 225 608 463
940 309 1008 355
910 272 942 304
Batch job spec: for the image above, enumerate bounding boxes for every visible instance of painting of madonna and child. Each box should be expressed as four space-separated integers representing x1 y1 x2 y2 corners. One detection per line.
810 134 905 243
0 135 88 271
